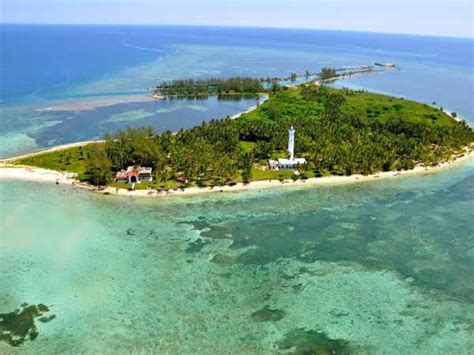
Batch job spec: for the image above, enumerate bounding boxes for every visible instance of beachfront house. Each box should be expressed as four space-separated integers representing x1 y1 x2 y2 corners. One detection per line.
115 166 153 184
269 126 306 170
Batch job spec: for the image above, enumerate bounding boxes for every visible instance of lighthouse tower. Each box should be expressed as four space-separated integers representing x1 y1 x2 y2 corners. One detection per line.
269 125 306 170
288 126 295 161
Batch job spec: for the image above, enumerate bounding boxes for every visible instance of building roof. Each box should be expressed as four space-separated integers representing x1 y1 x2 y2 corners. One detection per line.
116 166 152 179
278 158 306 165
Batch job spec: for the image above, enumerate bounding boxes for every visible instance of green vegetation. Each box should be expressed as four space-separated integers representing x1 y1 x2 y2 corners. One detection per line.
15 84 473 189
320 67 338 80
15 145 100 181
154 77 266 96
0 303 55 347
239 141 257 153
251 168 301 181
320 66 377 81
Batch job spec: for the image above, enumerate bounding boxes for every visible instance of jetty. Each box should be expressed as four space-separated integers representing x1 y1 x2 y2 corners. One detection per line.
375 62 397 68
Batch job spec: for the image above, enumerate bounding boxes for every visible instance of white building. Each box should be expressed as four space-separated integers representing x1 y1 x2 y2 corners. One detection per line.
115 166 153 184
269 126 306 170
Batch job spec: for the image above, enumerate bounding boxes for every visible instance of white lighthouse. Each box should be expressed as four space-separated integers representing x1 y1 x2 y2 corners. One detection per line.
268 125 306 170
288 126 295 161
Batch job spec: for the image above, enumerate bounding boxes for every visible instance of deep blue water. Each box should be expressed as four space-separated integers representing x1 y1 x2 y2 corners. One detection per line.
0 24 473 157
2 24 473 105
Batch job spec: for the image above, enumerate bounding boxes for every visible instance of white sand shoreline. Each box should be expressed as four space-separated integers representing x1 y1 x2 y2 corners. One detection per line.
1 85 472 199
1 149 472 199
0 140 105 163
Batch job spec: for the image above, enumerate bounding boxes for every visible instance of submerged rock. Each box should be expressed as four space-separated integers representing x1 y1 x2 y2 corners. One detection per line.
200 225 233 240
177 216 215 231
38 315 56 323
0 303 55 347
185 239 210 253
278 328 351 354
251 305 285 322
210 254 234 265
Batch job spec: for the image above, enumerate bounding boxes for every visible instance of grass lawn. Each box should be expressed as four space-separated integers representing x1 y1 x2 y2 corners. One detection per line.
239 141 257 153
251 168 294 181
14 144 101 180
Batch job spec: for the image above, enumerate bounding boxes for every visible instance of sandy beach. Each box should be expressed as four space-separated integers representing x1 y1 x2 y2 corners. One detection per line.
1 82 471 199
0 140 105 163
2 148 472 198
0 166 73 184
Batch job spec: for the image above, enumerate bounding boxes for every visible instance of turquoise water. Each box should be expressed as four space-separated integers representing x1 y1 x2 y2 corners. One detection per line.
1 25 473 157
0 96 258 157
1 25 474 353
1 162 473 353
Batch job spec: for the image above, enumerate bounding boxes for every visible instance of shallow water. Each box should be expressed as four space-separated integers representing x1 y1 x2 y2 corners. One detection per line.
1 25 474 353
2 25 473 157
1 161 473 353
0 96 258 157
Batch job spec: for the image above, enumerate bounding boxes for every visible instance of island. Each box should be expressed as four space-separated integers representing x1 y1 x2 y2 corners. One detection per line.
2 70 473 197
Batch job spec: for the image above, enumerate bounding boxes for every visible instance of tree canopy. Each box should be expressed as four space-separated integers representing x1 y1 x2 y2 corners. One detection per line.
17 85 473 188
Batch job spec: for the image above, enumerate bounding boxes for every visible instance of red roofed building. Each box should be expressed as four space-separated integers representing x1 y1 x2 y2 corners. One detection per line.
115 166 153 184
177 175 187 183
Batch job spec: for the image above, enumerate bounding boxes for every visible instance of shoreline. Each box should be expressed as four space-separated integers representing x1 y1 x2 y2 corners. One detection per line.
1 93 268 162
1 148 472 198
231 94 269 119
0 140 105 163
1 77 472 199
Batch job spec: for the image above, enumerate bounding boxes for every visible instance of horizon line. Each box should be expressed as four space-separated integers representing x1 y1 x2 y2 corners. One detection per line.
1 22 473 40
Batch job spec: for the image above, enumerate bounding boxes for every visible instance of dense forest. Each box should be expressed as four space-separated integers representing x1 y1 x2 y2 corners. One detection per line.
17 85 473 189
152 67 378 98
153 77 267 96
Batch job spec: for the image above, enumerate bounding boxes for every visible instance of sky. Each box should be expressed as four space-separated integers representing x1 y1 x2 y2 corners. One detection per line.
1 0 473 38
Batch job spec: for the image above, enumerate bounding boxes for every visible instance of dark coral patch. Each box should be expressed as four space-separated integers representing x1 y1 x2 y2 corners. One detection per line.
278 328 351 354
38 315 56 323
0 303 55 347
177 216 216 232
185 239 210 253
200 224 233 240
251 305 285 322
210 254 234 265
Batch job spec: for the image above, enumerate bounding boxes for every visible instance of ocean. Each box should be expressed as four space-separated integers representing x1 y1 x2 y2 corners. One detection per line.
0 25 473 353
